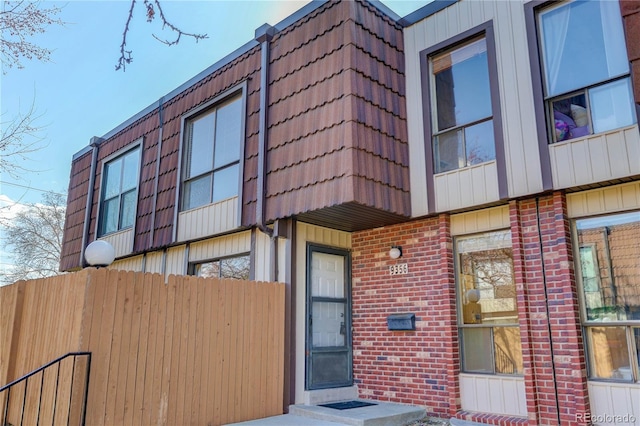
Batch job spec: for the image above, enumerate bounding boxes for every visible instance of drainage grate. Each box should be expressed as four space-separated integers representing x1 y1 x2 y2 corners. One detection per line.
319 400 377 410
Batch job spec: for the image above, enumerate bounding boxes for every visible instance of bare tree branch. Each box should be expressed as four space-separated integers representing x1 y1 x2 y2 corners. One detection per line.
0 1 64 72
115 0 208 71
0 98 47 179
148 0 208 46
115 0 136 71
1 192 66 284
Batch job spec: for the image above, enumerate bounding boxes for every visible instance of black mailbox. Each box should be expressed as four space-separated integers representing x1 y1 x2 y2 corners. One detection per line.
386 313 416 331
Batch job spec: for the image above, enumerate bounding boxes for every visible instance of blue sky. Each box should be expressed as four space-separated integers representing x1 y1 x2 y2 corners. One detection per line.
1 0 431 207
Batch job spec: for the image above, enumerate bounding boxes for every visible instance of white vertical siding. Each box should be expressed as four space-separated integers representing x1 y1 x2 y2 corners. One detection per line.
434 162 499 212
588 382 640 426
567 182 640 219
99 228 134 258
550 126 640 189
109 255 143 272
144 251 164 274
405 0 545 215
176 197 239 242
165 245 187 277
294 223 351 404
459 373 527 417
254 230 272 282
188 231 251 262
451 204 510 236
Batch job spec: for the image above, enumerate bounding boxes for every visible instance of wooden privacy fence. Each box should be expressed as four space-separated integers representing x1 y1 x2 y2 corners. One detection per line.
0 268 285 426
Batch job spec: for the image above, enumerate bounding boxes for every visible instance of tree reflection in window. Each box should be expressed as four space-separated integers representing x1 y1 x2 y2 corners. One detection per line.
193 254 250 280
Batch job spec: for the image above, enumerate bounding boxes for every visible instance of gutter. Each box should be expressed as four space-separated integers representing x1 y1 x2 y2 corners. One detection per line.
79 137 102 267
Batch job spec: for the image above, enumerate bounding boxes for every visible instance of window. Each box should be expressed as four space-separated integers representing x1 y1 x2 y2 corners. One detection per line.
191 254 250 280
98 147 141 236
456 230 523 375
537 0 636 143
575 211 640 382
182 94 243 211
430 36 496 173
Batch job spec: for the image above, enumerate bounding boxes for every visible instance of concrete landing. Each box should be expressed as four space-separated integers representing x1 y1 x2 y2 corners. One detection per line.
289 400 426 426
225 400 426 426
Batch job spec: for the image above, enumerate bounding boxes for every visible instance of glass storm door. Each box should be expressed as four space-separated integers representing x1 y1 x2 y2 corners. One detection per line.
306 245 352 390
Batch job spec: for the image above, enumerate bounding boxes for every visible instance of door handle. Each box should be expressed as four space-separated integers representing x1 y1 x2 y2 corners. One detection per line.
340 322 345 335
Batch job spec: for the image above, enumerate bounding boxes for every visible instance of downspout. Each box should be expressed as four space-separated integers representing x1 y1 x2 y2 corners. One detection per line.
256 23 292 410
255 23 277 281
149 97 165 249
535 197 562 425
79 137 103 267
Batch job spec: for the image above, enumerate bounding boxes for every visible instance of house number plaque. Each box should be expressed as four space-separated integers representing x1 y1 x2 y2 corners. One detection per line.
389 263 408 275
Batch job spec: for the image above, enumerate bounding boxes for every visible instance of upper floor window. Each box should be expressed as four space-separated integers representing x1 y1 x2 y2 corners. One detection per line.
537 0 636 143
181 94 243 211
430 36 496 173
190 254 250 280
98 146 141 236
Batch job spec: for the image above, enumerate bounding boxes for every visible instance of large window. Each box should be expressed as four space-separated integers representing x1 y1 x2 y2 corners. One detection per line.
575 211 640 382
537 0 636 143
456 230 523 375
99 147 140 236
430 36 496 173
190 254 250 280
181 94 243 211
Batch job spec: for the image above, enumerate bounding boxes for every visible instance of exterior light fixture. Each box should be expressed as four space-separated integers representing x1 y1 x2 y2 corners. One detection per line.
466 288 481 303
84 240 116 267
389 246 402 259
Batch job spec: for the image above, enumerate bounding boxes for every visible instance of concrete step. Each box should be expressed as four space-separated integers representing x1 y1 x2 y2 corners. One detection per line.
289 400 426 426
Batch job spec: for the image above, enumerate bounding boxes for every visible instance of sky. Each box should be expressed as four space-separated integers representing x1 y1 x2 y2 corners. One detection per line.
0 0 432 274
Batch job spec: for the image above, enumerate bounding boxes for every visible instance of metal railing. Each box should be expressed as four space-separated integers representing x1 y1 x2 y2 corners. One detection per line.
0 352 91 426
495 344 517 374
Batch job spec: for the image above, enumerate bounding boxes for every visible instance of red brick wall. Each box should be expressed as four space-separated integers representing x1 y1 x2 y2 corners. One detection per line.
351 194 590 425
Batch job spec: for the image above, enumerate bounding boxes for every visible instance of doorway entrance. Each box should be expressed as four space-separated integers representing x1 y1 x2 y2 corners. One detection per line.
305 245 352 390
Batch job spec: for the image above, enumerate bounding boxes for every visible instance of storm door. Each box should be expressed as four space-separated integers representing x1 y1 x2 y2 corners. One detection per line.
306 245 352 390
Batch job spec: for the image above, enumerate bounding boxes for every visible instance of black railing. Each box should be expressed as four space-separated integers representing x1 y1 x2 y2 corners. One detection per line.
0 352 91 426
495 344 517 375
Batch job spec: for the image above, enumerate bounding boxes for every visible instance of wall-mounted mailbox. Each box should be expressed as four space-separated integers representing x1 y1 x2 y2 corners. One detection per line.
386 313 416 331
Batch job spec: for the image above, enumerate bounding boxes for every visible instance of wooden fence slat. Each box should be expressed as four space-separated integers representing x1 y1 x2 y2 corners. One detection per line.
68 355 90 426
228 280 243 421
241 282 256 422
38 367 57 425
212 279 226 426
124 272 144 426
167 275 183 426
206 277 221 424
134 272 153 426
159 275 177 426
191 277 204 425
148 274 167 426
105 270 127 426
52 356 73 425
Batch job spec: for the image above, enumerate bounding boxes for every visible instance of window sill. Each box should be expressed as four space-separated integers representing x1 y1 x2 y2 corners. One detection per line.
434 160 497 177
548 123 639 147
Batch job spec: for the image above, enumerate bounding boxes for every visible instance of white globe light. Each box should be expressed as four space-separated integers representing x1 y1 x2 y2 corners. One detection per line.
389 246 402 259
85 240 116 267
466 289 481 303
